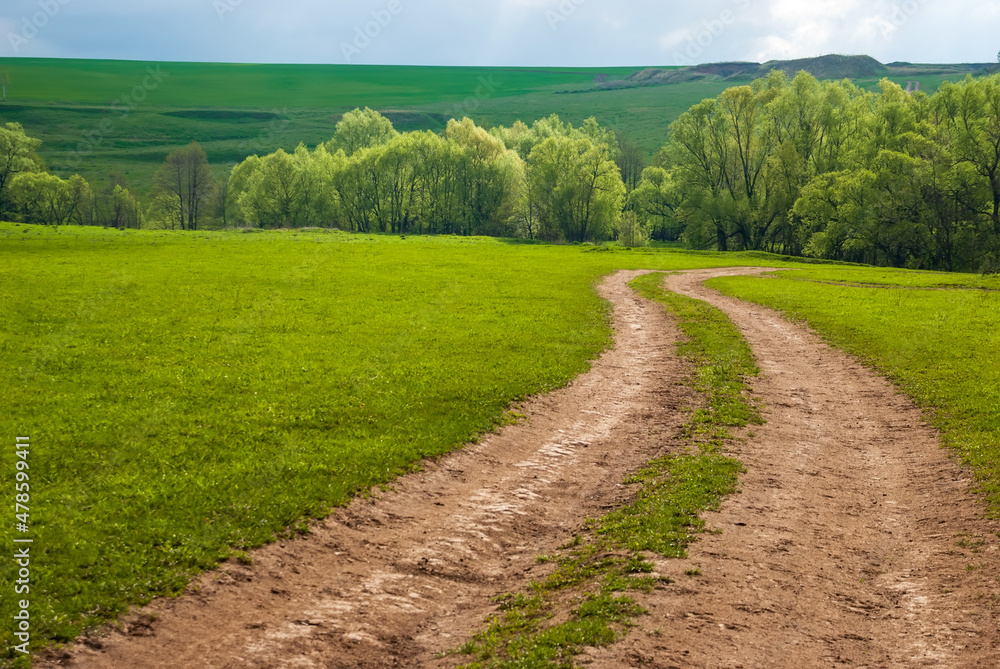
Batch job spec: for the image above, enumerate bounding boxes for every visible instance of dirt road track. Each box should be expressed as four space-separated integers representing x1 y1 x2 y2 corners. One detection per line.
38 270 695 669
589 269 1000 668
38 268 1000 668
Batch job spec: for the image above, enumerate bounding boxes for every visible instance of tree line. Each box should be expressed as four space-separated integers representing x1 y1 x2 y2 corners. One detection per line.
225 109 630 243
0 123 210 231
3 70 1000 270
655 71 1000 271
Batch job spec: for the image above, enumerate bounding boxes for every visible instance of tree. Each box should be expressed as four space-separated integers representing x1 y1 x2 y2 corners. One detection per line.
104 185 143 229
616 132 645 193
225 155 263 227
446 118 525 236
237 148 305 228
10 172 92 226
629 167 685 241
154 142 214 231
935 75 1000 238
327 107 397 156
615 211 649 247
528 135 625 242
0 122 41 219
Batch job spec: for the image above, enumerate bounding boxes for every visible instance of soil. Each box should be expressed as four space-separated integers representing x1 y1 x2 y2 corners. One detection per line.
588 269 1000 669
37 268 1000 669
37 270 696 668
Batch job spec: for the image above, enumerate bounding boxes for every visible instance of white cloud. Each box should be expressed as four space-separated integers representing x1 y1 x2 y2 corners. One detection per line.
0 0 996 66
659 28 691 51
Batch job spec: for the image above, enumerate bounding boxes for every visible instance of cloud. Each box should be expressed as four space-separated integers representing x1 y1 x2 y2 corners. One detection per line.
0 0 995 66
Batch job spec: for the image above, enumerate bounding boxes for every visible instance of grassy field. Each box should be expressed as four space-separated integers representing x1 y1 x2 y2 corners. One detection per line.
711 267 1000 514
0 58 983 199
0 59 647 108
1 223 811 662
3 224 1000 663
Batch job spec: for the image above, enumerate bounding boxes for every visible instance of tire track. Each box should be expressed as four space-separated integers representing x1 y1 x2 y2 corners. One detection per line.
38 270 696 669
592 268 1000 669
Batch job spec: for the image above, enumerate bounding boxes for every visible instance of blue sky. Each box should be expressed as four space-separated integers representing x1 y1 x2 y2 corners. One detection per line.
2 0 998 66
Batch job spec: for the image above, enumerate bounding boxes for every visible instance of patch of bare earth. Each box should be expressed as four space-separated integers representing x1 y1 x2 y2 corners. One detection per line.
37 268 1000 669
37 270 697 669
590 269 1000 669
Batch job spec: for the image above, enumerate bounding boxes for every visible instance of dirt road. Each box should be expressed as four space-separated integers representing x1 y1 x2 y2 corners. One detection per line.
589 269 1000 668
40 268 1000 668
39 270 696 668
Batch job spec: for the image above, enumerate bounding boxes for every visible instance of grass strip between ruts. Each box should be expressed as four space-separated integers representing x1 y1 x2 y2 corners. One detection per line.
453 272 762 668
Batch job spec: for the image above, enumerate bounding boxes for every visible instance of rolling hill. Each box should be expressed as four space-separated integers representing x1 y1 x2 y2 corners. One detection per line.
0 55 991 199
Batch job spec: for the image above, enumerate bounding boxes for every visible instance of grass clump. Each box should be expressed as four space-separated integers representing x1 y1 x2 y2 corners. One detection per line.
454 271 760 668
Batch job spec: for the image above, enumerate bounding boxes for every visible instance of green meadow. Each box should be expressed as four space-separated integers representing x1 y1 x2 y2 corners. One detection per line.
0 223 792 659
3 224 1000 662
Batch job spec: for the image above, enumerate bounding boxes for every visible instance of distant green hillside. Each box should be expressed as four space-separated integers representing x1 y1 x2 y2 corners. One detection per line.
0 58 646 108
0 56 989 199
587 54 997 91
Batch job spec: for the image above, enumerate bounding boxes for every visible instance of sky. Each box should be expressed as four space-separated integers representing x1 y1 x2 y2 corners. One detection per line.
1 0 998 67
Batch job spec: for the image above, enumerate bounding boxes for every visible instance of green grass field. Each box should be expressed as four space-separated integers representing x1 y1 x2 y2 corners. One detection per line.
0 223 801 661
3 224 1000 663
0 58 983 200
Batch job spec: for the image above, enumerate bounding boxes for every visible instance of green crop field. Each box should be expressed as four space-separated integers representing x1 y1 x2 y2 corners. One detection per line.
0 59 649 108
0 58 984 200
0 59 664 197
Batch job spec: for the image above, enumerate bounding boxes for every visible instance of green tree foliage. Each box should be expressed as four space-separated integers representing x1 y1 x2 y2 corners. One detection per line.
936 75 1000 238
228 111 627 242
102 184 144 229
628 167 684 241
444 118 525 236
490 113 619 161
615 132 646 194
231 111 531 237
327 107 398 156
0 122 42 218
10 172 91 226
615 210 649 248
231 144 341 229
654 71 1000 270
527 135 625 242
154 142 215 231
